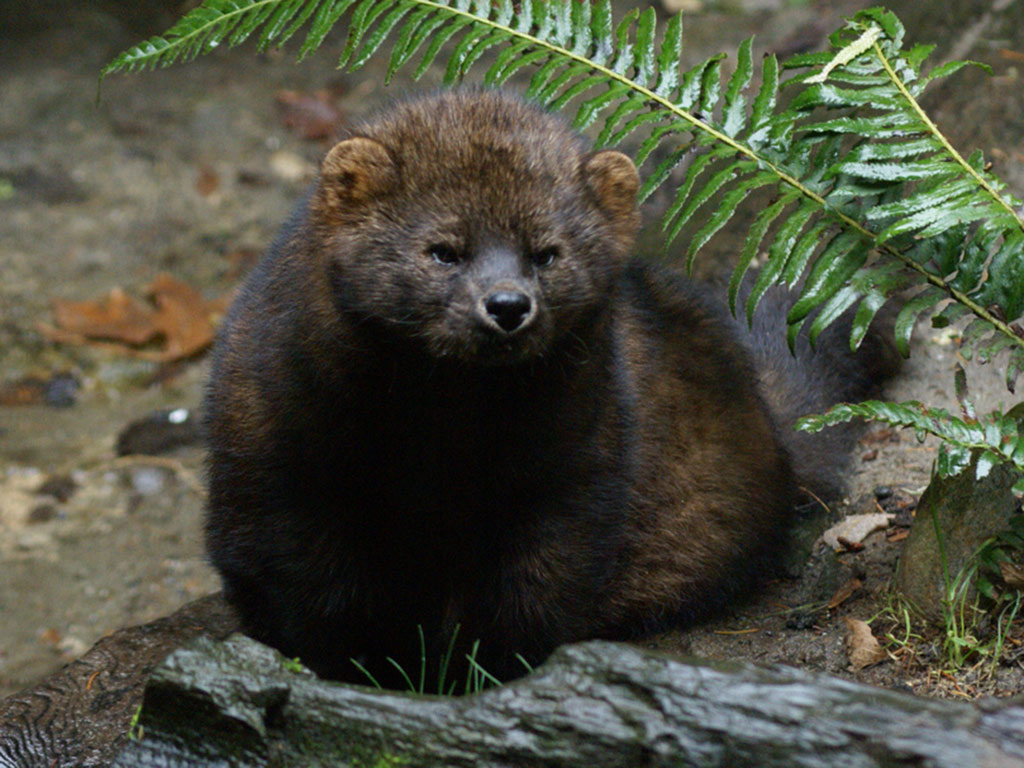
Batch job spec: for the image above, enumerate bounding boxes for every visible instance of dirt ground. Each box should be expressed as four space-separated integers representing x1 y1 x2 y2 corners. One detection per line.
1 0 1023 702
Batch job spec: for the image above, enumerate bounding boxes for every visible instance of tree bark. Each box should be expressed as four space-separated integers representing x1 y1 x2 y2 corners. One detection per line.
113 633 1024 768
0 594 239 768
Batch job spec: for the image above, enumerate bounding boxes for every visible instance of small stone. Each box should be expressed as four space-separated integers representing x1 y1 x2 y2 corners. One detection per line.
895 455 1020 624
16 530 51 550
44 373 79 408
659 0 703 11
116 408 199 456
36 473 77 503
785 612 817 630
269 150 314 183
57 635 89 658
131 467 167 497
28 504 58 524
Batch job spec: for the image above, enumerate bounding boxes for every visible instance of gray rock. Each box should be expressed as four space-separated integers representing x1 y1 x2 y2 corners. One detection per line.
895 451 1020 624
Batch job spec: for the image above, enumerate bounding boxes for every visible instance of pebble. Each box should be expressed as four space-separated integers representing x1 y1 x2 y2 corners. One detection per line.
43 373 78 408
130 467 167 497
16 530 52 551
269 150 314 183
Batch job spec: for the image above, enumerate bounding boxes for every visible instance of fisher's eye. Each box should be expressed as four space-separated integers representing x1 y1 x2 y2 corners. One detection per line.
530 246 559 268
428 243 462 266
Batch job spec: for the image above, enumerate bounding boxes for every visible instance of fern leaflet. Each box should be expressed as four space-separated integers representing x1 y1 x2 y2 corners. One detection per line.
798 400 1024 494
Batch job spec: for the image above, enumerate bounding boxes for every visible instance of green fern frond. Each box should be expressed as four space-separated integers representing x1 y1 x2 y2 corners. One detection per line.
770 10 1024 387
103 1 1024 393
797 401 1024 494
102 0 324 74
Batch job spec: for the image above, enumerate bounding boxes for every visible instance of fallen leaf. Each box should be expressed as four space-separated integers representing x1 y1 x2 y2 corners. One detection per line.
275 89 345 140
0 377 47 406
147 274 226 361
42 274 232 363
196 164 220 197
51 287 156 345
886 528 910 543
39 628 62 646
999 562 1024 591
843 617 887 671
822 513 894 550
826 578 863 610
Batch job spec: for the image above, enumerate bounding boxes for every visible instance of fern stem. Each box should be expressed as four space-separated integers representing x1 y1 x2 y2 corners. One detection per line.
871 41 1024 235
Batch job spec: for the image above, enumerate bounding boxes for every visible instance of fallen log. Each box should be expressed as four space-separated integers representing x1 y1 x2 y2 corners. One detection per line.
0 594 239 768
114 634 1024 768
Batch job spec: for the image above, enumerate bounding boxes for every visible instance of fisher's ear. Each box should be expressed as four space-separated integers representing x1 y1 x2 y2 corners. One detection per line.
318 137 397 213
582 150 640 245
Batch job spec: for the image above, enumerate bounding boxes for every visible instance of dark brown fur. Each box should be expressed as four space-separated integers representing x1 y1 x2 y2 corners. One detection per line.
204 90 895 684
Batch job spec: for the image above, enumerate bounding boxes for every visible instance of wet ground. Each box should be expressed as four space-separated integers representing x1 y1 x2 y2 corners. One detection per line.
1 0 1023 700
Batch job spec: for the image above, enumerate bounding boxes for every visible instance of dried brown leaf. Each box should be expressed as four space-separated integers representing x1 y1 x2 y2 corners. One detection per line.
836 536 865 553
826 578 863 610
147 273 219 361
45 275 232 363
50 288 156 345
999 561 1024 591
0 377 47 406
275 89 345 140
196 164 220 197
39 627 62 646
822 513 893 550
843 617 887 671
861 427 897 444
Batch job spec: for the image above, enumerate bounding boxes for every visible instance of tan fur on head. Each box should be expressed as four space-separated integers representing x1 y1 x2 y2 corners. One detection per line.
319 137 397 217
582 150 640 247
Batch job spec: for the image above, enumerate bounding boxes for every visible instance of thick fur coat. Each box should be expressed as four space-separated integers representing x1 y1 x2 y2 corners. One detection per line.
204 90 897 682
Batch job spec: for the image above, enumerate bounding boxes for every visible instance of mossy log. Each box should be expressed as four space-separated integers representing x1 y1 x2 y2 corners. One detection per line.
113 634 1024 768
5 604 1024 768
